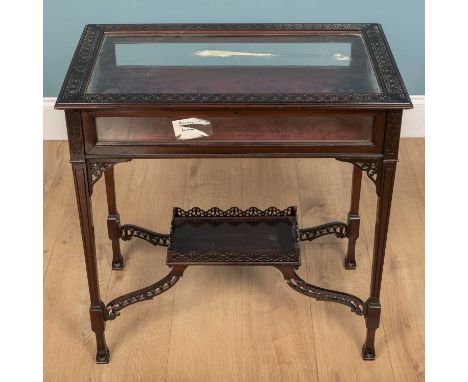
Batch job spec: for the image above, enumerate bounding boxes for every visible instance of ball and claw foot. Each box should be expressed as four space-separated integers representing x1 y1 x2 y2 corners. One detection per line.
344 258 357 270
362 346 376 361
96 348 110 364
112 256 124 270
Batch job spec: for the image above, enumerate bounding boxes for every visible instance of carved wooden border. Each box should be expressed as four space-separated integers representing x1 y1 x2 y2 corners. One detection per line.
120 224 170 247
173 206 297 218
105 266 186 320
299 222 348 241
64 110 84 160
167 206 300 265
56 23 411 107
276 266 366 316
384 110 403 158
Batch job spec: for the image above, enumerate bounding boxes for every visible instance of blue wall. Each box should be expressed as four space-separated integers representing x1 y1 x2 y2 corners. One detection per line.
43 0 424 96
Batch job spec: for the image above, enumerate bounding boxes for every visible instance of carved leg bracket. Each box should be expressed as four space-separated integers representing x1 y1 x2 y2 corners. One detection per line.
104 265 187 320
299 222 348 241
87 159 131 195
336 158 382 195
120 224 170 247
275 265 366 316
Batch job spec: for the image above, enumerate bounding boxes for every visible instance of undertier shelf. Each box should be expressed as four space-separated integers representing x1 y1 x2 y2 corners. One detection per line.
167 206 300 266
106 206 366 322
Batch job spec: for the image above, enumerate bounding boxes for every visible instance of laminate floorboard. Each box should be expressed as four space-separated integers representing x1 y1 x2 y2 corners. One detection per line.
44 139 424 381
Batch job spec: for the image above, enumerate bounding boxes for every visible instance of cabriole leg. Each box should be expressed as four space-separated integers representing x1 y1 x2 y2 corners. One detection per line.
72 162 110 364
345 165 362 269
362 160 397 360
104 167 124 270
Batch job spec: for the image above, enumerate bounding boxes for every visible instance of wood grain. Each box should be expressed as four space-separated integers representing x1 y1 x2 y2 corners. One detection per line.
241 158 318 382
166 158 243 382
297 158 395 381
43 141 74 278
44 139 424 381
359 138 425 381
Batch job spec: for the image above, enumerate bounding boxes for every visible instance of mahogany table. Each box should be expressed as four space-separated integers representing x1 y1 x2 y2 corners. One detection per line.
55 23 412 364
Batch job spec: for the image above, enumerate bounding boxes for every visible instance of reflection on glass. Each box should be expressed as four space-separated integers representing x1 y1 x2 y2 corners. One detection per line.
95 115 374 143
87 34 380 94
114 43 352 67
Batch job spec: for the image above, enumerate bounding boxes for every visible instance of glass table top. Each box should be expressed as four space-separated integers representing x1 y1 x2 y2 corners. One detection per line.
87 34 381 95
55 24 412 107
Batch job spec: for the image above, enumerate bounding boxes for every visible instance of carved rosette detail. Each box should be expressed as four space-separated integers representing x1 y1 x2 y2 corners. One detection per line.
57 24 411 106
299 222 348 241
120 224 170 247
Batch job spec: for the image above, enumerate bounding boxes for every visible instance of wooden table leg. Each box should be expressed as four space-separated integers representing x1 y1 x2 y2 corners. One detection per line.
104 167 124 270
345 165 362 270
362 160 397 360
72 162 110 364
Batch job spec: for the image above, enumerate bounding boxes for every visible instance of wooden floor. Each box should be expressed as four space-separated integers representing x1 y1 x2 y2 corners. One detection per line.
44 139 424 382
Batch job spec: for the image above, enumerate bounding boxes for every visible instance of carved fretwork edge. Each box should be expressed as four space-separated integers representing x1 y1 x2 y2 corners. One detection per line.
299 222 348 241
119 224 170 247
275 265 367 316
86 159 131 194
103 264 368 320
336 158 382 195
104 265 187 320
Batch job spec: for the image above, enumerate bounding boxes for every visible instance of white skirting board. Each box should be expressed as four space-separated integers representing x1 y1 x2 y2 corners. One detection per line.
43 95 425 140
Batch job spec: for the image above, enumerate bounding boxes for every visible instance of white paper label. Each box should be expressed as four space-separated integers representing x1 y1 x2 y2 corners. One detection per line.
172 118 212 140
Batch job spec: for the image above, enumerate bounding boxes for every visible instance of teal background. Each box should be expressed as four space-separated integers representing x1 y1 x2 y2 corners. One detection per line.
43 0 424 96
